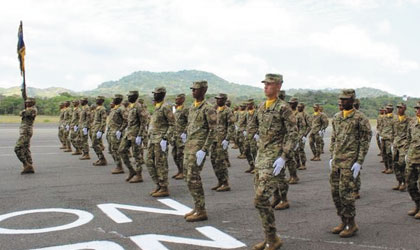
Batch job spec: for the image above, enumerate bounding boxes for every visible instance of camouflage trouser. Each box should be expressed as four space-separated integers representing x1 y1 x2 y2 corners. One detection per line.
210 141 229 183
406 163 420 203
244 135 257 167
79 129 89 155
146 142 169 187
381 139 393 170
330 161 356 218
14 130 33 165
171 137 185 174
58 127 65 145
320 134 325 153
309 132 322 157
90 129 103 148
393 147 406 184
354 174 361 193
92 131 105 160
295 138 307 167
376 134 381 154
108 130 122 166
184 143 207 210
286 151 298 179
106 130 111 153
64 127 71 149
236 130 245 155
70 128 81 151
118 137 144 173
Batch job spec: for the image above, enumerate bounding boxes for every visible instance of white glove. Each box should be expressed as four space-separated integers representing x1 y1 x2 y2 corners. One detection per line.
318 131 322 136
329 159 332 171
243 131 247 137
221 140 229 150
254 134 260 141
82 127 88 135
96 131 103 139
379 136 382 142
405 155 408 162
65 125 70 131
135 136 142 145
390 145 394 155
116 130 122 140
302 136 307 143
272 157 286 176
73 126 78 132
180 133 187 143
235 125 238 131
160 139 167 152
351 163 361 179
196 150 206 166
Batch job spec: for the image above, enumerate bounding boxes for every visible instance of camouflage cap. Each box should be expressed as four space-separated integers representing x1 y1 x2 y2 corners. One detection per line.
137 98 144 104
354 98 360 105
339 89 356 99
414 101 420 109
96 96 105 101
114 94 124 99
176 93 186 98
214 93 228 99
25 97 36 103
190 80 208 89
152 87 166 94
246 98 254 104
80 97 88 102
313 103 320 108
396 102 406 108
127 90 139 96
379 107 386 111
262 73 283 84
288 97 298 103
385 103 394 109
297 102 305 107
240 103 247 107
72 99 79 103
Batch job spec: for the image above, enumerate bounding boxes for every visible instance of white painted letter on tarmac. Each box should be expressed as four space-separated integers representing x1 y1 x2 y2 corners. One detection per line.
130 226 246 249
98 198 191 223
30 241 125 250
0 208 93 234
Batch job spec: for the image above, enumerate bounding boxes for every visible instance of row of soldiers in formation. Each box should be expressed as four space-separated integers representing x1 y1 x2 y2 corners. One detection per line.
13 74 420 250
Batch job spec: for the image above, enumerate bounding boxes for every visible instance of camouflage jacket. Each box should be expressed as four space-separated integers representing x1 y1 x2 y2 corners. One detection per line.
19 106 37 132
407 117 420 164
392 116 411 151
246 109 259 139
215 106 235 142
70 107 80 128
185 100 217 152
330 110 372 166
107 105 127 132
173 105 189 137
92 105 107 132
310 113 323 134
63 107 72 126
256 98 298 160
126 102 148 140
237 111 247 132
296 111 311 138
376 115 383 134
381 114 394 140
79 105 90 129
321 112 329 130
148 102 175 144
59 108 65 127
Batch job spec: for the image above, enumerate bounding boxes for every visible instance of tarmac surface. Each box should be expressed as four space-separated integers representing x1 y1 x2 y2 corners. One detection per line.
0 123 419 250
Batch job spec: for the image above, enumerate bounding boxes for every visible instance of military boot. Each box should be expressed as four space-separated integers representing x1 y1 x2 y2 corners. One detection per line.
252 239 266 250
184 208 196 219
238 154 247 159
271 193 281 208
59 144 66 149
93 158 107 166
216 182 231 192
264 233 283 250
63 148 72 152
274 200 290 210
111 164 124 174
152 186 169 197
185 209 208 222
415 211 420 219
245 164 255 173
126 169 136 182
211 182 222 190
129 171 143 183
385 169 393 174
408 202 419 216
331 216 346 234
175 173 184 180
149 185 161 196
392 183 401 190
289 176 299 184
79 154 90 160
399 183 407 192
339 217 358 238
313 156 321 161
298 165 307 170
71 149 82 155
21 164 35 174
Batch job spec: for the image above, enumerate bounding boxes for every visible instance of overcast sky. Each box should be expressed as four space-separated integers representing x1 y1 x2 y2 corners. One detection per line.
1 0 420 96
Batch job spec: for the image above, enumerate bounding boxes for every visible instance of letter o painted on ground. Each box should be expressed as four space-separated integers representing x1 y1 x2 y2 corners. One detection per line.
0 208 94 234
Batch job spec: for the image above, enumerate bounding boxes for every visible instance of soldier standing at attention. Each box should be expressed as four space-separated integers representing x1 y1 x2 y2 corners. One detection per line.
376 108 385 157
108 94 127 175
391 103 410 191
296 102 311 170
146 87 175 197
89 104 96 144
286 97 300 184
15 97 37 174
171 93 189 180
69 100 82 155
210 93 234 192
309 104 323 161
63 101 72 152
253 74 297 250
406 101 420 219
183 81 216 222
79 98 91 160
106 102 116 154
329 89 371 238
236 103 248 159
244 99 258 173
91 96 107 166
381 104 395 174
118 91 148 183
58 102 66 149
319 106 329 154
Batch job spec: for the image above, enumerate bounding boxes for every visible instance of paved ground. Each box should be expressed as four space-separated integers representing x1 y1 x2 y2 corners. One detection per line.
0 123 419 250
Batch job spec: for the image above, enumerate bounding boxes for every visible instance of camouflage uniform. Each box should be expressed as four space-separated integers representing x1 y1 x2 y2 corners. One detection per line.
295 103 311 168
146 89 175 190
63 105 73 151
309 106 324 159
244 99 258 172
392 104 411 188
236 107 247 157
58 104 66 147
15 101 37 169
320 111 329 153
381 105 395 172
78 101 91 157
406 102 420 215
69 104 81 152
108 97 127 168
171 95 189 177
376 111 384 154
254 74 298 240
91 99 107 162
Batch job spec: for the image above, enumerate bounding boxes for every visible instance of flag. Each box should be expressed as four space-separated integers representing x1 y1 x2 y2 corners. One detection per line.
17 21 25 76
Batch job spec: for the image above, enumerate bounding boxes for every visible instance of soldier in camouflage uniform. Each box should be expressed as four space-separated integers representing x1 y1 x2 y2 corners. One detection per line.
210 93 234 192
285 97 300 184
107 94 127 174
58 102 66 149
89 104 96 144
253 74 297 250
236 104 247 159
319 106 329 154
309 104 324 161
376 108 385 158
78 98 91 160
352 99 363 199
171 93 189 180
63 101 73 152
183 81 217 222
381 104 395 174
405 101 420 219
244 99 258 173
329 89 371 238
69 100 82 155
147 87 175 197
391 103 410 191
91 96 107 166
296 102 311 170
15 97 37 174
118 91 149 183
106 102 116 154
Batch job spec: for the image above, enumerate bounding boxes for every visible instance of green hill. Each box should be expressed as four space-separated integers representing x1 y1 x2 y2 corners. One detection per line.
0 86 74 98
286 87 395 98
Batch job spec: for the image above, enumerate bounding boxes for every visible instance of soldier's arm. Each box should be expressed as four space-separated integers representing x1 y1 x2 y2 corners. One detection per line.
329 118 336 155
280 105 298 159
137 107 148 138
164 105 175 140
226 109 235 141
356 115 372 165
100 109 107 132
202 106 217 152
119 108 128 132
182 108 189 134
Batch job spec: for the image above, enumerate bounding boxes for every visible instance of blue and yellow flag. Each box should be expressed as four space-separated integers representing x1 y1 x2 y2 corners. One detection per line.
17 21 25 76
